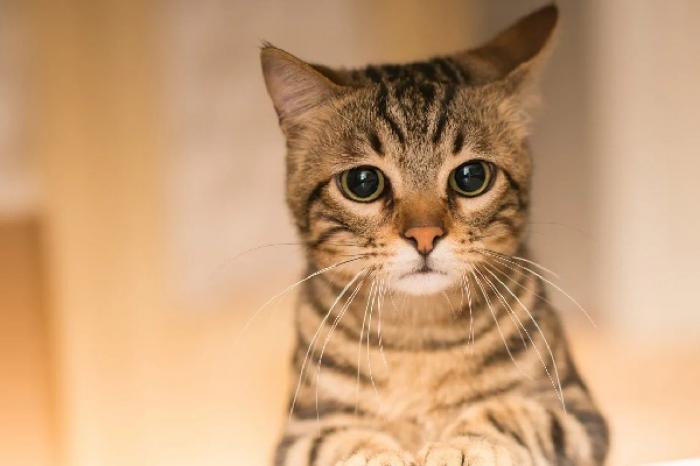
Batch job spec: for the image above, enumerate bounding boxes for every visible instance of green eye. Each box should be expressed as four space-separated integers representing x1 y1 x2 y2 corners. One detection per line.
450 160 493 197
338 166 385 202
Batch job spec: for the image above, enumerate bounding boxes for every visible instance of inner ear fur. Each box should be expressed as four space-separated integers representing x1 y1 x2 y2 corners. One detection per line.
260 45 345 124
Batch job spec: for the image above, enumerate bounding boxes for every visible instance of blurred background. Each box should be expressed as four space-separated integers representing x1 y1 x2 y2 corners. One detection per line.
1 1 699 465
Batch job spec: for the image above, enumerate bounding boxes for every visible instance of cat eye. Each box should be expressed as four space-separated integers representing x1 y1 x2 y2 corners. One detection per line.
450 160 493 197
338 166 385 202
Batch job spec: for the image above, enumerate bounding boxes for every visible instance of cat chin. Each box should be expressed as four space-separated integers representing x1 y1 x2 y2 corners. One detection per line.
390 271 456 296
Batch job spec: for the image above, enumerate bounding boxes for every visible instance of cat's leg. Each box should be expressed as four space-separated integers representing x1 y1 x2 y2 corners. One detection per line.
275 418 416 466
419 393 608 466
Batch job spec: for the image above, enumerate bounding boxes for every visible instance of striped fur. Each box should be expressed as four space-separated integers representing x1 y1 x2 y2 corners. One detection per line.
262 5 608 466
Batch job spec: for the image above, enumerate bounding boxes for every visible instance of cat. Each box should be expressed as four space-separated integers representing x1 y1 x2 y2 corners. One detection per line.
260 5 608 466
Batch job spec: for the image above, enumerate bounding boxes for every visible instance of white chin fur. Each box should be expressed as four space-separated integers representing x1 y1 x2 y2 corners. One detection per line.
390 271 456 295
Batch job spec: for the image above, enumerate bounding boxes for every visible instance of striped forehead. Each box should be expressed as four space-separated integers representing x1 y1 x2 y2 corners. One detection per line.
360 59 469 146
342 60 472 182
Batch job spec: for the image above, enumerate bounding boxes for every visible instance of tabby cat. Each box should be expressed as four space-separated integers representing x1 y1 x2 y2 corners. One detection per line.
260 5 608 466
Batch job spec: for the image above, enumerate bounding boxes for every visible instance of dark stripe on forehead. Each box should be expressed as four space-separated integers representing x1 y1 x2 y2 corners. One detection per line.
365 65 406 144
418 82 436 111
376 84 406 144
434 58 461 84
364 65 382 84
447 58 469 83
432 84 456 144
452 131 465 154
368 131 383 155
414 61 437 81
382 64 401 80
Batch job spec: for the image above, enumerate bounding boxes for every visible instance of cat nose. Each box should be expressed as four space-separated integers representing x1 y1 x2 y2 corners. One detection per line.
403 226 445 255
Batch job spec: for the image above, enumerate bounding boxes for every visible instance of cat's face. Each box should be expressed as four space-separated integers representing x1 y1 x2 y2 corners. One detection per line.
262 6 557 296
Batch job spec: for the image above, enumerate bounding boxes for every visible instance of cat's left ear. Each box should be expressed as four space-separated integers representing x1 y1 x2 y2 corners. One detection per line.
452 4 559 94
260 44 344 130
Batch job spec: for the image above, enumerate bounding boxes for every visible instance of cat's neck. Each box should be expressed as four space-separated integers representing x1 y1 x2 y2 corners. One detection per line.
304 273 499 349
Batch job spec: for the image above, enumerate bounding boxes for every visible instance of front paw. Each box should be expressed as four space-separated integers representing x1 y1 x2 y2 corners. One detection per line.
337 449 416 466
419 439 518 466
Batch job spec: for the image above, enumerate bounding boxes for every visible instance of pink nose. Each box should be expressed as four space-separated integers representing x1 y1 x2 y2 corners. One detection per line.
403 226 445 255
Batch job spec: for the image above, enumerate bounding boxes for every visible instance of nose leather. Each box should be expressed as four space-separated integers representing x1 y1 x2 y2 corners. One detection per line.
404 226 445 255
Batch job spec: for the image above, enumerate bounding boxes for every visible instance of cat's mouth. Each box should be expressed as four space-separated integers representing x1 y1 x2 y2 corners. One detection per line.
400 264 447 278
393 265 453 295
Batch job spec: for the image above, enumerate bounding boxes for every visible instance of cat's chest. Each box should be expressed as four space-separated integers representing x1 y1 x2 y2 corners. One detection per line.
372 350 478 419
365 350 477 445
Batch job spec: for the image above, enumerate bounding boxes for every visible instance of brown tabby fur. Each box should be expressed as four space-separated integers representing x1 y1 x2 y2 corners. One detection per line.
261 5 608 466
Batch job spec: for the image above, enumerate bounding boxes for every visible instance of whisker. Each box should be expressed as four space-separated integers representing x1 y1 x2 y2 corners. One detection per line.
442 291 457 319
476 250 597 327
224 239 361 268
475 248 560 279
486 259 558 309
474 265 528 352
377 277 389 369
465 272 475 348
237 256 365 339
366 277 381 400
288 269 367 422
469 267 528 377
481 262 566 410
314 269 370 424
355 271 374 413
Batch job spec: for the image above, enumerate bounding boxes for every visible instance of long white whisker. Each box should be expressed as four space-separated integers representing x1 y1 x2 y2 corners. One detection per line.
442 291 457 318
478 251 597 327
481 262 566 411
377 277 389 369
475 266 528 352
465 272 474 349
288 269 366 422
314 269 369 424
470 267 528 377
487 259 557 308
239 257 364 338
355 272 374 413
366 278 380 400
476 248 561 279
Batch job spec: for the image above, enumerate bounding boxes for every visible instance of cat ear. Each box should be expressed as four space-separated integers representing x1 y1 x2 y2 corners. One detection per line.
260 45 344 125
453 4 558 92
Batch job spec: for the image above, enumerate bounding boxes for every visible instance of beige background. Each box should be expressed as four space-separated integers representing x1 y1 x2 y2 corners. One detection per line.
1 1 699 466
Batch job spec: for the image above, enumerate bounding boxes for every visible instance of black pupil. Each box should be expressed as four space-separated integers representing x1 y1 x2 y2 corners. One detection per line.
455 162 487 193
347 168 380 198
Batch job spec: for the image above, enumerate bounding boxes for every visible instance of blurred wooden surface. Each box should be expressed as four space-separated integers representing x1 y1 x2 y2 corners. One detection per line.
29 0 167 465
0 219 54 466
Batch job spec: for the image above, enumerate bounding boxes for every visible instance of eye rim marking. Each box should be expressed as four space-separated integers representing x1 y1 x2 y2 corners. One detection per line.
337 165 386 203
449 160 494 197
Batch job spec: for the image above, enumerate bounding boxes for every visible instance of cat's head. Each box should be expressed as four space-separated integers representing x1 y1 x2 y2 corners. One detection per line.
261 5 557 296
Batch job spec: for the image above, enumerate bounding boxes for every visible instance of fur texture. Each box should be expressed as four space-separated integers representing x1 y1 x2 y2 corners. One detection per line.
261 5 608 466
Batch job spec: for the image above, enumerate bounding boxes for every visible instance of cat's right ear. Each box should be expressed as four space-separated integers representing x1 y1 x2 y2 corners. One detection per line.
453 4 559 92
260 45 343 128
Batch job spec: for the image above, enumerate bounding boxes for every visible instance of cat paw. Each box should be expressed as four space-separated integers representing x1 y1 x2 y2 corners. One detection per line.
419 439 517 466
337 449 416 466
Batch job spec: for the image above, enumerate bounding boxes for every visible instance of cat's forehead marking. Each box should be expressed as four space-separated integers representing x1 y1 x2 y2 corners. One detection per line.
354 59 474 150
